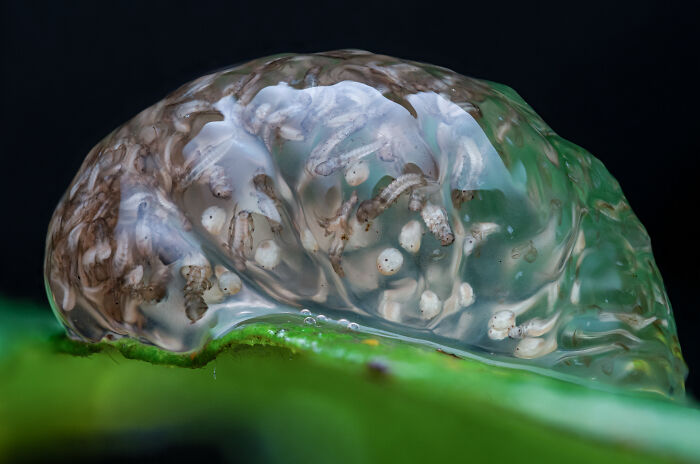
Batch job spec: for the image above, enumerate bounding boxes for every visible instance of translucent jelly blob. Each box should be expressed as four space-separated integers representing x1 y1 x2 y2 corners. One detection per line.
44 50 686 396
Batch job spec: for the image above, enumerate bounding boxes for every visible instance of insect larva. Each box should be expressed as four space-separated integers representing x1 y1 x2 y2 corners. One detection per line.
181 265 212 323
201 206 227 236
419 290 442 320
207 165 232 199
322 191 358 276
407 189 426 212
357 173 426 223
508 313 560 339
344 160 370 186
488 310 516 340
399 220 423 253
319 191 358 235
420 203 454 246
376 248 403 276
227 210 254 270
255 240 282 270
514 337 557 359
451 189 475 209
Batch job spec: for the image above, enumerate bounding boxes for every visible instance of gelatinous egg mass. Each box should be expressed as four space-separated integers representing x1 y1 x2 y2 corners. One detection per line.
44 50 686 395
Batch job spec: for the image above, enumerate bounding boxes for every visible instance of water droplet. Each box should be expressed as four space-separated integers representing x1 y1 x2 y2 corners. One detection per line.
300 308 312 315
348 322 359 331
303 316 316 325
338 318 350 327
317 314 328 322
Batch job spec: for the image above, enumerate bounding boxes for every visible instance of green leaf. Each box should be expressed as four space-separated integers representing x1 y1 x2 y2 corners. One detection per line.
1 296 698 463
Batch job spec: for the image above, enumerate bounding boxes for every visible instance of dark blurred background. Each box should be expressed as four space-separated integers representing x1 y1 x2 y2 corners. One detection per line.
1 0 698 394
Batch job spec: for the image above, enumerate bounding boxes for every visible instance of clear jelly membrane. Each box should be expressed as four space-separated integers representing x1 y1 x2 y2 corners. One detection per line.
44 51 686 396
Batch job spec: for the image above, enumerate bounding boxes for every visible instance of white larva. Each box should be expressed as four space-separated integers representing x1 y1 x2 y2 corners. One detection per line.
488 327 509 341
420 202 454 245
458 282 475 307
344 160 370 186
181 253 212 278
378 299 402 322
301 228 319 252
214 264 229 279
255 239 282 269
399 220 422 253
508 313 560 339
463 222 501 256
203 284 225 304
514 337 557 359
488 309 516 340
218 271 242 295
419 290 442 319
134 220 152 256
463 236 477 257
489 310 516 330
376 248 403 276
201 206 227 235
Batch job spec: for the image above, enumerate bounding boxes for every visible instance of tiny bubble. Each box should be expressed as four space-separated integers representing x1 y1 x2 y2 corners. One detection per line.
348 322 359 331
317 314 328 322
300 309 312 315
303 316 316 325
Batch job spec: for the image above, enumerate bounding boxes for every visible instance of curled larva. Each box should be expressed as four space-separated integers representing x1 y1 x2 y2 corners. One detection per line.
377 248 403 276
458 282 475 307
399 220 422 253
218 271 242 295
255 240 281 269
514 337 557 359
321 191 358 276
420 203 454 246
207 165 232 199
419 290 442 319
180 257 213 323
344 160 369 186
508 313 559 339
201 206 227 235
488 310 515 340
356 173 425 223
227 210 254 269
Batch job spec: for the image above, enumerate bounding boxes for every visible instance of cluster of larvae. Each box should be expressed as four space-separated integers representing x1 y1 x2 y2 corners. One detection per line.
44 50 686 396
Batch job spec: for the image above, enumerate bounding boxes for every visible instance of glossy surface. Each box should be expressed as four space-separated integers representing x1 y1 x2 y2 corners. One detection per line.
44 50 686 395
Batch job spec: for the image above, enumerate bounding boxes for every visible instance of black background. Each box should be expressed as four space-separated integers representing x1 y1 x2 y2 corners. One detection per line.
2 1 698 395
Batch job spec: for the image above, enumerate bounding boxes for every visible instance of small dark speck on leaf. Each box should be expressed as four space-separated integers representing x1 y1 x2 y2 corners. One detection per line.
367 359 391 379
436 348 461 359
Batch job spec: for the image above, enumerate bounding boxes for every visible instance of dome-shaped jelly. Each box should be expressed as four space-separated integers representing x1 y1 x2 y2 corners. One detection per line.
44 50 686 395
